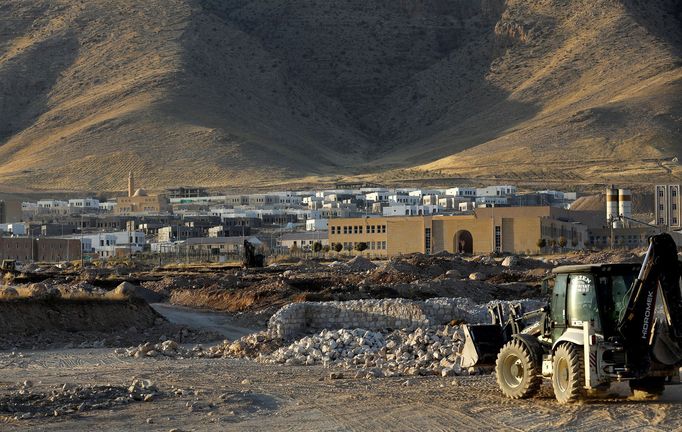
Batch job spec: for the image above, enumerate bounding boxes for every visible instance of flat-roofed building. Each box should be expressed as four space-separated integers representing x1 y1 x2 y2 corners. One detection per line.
328 206 588 257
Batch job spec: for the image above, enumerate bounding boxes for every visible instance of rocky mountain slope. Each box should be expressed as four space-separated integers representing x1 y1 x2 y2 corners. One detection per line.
0 0 680 191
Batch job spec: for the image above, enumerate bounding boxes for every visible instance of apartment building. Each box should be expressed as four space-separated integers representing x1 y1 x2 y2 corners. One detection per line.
655 184 681 229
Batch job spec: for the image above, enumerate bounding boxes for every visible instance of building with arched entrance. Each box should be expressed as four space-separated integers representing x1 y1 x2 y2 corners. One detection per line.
327 206 592 257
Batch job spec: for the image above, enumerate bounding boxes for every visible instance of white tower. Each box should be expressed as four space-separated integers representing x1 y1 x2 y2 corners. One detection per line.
606 186 619 228
618 189 632 227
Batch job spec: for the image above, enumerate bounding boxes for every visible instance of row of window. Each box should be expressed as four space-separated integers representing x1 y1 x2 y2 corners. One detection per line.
330 225 387 235
332 241 387 250
659 203 678 210
659 217 678 225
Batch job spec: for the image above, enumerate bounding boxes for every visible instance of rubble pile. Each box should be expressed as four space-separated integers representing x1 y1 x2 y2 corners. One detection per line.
0 379 161 420
261 325 471 378
117 332 284 360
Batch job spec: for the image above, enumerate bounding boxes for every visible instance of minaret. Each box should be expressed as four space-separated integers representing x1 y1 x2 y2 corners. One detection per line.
128 171 134 197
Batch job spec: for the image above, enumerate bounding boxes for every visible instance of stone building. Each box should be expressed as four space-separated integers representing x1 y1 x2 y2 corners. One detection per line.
116 172 171 214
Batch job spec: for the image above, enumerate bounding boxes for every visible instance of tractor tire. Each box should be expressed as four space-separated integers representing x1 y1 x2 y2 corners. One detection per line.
495 339 542 399
629 377 665 399
552 343 585 404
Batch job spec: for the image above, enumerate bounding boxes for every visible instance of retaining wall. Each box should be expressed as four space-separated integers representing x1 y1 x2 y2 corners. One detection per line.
268 297 544 339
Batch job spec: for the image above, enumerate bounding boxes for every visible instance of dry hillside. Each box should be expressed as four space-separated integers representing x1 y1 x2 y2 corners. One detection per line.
0 0 680 191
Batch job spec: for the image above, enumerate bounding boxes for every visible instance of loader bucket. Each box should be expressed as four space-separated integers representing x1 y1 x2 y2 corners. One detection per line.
460 324 506 368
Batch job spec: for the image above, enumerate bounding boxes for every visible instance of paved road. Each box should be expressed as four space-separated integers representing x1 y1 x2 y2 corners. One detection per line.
150 303 255 340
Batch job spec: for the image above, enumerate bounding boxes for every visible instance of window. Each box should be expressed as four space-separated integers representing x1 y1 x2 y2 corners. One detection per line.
381 225 386 233
354 226 358 234
674 218 678 225
425 228 431 255
673 189 678 197
494 226 501 253
660 204 665 210
659 218 665 224
567 274 600 328
674 204 678 210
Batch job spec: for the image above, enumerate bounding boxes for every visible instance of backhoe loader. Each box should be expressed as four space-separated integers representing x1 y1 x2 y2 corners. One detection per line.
461 233 682 403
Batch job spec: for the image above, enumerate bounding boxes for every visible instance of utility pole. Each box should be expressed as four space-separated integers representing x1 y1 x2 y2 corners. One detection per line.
80 214 84 267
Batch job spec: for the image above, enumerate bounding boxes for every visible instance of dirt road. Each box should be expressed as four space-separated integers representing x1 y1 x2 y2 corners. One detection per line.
150 304 256 340
1 348 681 431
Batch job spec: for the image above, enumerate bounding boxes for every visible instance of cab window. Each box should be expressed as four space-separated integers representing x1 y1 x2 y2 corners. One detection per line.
567 274 600 328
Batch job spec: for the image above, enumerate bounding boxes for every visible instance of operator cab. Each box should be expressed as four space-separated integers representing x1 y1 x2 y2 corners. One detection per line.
548 263 641 341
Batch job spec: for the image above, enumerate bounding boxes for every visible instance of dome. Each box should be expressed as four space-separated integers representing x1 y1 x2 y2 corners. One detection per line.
133 188 148 197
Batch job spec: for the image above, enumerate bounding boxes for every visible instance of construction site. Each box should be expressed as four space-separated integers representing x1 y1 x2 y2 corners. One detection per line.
1 242 681 431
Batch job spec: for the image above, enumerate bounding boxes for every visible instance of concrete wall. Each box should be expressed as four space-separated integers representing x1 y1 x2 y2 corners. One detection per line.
268 297 544 339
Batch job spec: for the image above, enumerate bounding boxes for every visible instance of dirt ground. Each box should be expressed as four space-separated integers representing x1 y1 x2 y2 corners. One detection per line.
1 348 681 431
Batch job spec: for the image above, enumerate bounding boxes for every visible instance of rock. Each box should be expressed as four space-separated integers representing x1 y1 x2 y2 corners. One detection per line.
441 367 456 377
329 372 344 380
501 256 518 267
27 283 60 299
468 272 486 281
0 287 19 299
240 379 251 385
445 269 461 279
108 282 165 303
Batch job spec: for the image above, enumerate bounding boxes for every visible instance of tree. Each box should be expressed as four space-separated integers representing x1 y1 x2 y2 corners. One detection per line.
322 245 331 253
333 243 343 254
536 238 546 253
312 242 323 254
290 244 300 255
549 239 557 253
558 236 567 251
355 242 368 254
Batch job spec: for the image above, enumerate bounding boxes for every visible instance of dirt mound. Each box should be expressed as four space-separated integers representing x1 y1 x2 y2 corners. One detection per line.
0 298 160 335
346 256 377 272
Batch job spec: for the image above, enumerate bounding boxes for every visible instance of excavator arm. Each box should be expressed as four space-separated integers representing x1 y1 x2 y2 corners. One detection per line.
617 233 682 370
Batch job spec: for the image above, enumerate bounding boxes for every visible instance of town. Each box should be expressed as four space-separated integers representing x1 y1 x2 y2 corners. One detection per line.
1 173 678 265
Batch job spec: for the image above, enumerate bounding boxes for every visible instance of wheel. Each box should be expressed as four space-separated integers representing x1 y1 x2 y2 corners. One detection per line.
552 343 585 403
630 377 665 399
495 339 542 399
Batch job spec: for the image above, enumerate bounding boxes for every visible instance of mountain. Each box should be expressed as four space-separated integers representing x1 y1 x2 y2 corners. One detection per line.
0 0 680 192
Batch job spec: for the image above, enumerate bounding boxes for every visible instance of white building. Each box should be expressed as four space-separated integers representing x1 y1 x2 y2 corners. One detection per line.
388 194 420 206
365 191 389 203
69 198 100 211
655 184 681 228
278 231 329 251
80 231 146 258
0 223 25 235
459 202 476 212
409 189 440 197
476 185 517 197
99 201 117 211
306 219 328 231
383 205 441 217
37 199 69 209
475 196 508 206
445 187 476 198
